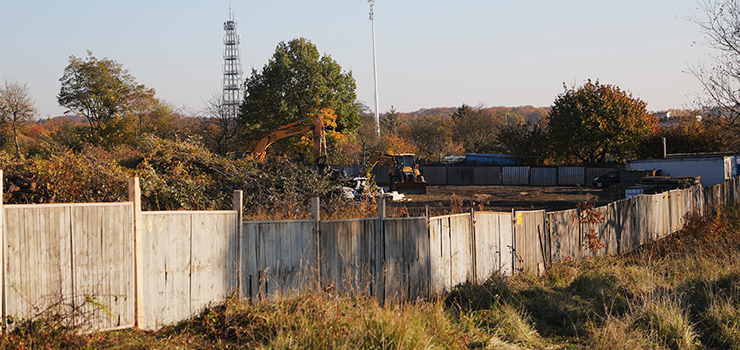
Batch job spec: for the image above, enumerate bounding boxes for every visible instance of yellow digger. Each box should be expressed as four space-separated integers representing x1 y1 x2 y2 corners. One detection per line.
362 152 427 194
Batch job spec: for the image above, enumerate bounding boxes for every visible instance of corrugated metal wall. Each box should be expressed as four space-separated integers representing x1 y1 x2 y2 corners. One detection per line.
559 167 585 185
420 166 447 185
531 168 557 186
503 166 530 185
448 167 475 185
474 167 501 185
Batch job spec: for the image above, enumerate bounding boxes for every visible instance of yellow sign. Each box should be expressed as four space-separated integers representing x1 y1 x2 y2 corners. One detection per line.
516 213 522 225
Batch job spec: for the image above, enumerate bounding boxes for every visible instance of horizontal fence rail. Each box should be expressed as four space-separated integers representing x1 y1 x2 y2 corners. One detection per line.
4 172 740 333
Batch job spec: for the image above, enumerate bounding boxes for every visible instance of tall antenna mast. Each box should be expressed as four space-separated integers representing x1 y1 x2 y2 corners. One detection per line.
368 0 380 136
223 4 243 123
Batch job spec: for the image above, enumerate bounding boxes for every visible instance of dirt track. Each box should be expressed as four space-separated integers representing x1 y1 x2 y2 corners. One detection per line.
386 185 619 216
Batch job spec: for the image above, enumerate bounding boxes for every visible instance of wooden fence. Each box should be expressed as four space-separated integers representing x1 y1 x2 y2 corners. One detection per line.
4 172 740 333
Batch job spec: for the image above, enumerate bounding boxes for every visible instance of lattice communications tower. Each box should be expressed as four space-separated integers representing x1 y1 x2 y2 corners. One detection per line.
223 6 243 120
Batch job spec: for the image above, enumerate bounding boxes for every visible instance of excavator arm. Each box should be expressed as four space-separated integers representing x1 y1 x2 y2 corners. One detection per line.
360 152 395 177
248 115 327 162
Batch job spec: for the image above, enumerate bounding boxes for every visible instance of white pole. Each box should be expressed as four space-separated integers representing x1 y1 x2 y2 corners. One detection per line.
369 0 380 136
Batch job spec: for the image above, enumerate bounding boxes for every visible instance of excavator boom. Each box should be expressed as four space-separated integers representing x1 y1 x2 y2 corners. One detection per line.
247 115 327 163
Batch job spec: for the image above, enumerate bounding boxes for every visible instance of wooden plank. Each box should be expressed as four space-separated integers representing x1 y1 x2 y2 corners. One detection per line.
4 206 70 323
241 222 259 301
383 218 403 302
190 212 238 315
233 191 243 300
473 213 496 282
428 217 446 294
1 169 4 336
474 212 513 280
448 214 472 286
402 218 430 299
514 210 546 274
141 212 191 330
69 204 134 331
128 178 143 328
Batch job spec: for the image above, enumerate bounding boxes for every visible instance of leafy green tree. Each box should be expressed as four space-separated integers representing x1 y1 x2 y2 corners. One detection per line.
0 80 36 157
238 37 359 154
400 115 461 162
640 115 727 158
548 80 657 164
450 104 502 153
57 51 138 143
495 122 549 163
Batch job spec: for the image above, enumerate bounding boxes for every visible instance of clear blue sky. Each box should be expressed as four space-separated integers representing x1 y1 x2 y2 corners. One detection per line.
0 0 711 119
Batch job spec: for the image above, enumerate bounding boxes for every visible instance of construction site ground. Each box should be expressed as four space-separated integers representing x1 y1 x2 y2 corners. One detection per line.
386 185 620 217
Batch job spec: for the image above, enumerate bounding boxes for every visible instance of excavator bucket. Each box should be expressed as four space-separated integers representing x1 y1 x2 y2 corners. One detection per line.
393 180 427 194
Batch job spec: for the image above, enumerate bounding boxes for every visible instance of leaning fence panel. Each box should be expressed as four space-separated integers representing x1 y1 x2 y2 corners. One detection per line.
241 220 316 301
474 212 513 280
383 217 430 301
320 219 380 299
514 210 547 274
548 209 580 261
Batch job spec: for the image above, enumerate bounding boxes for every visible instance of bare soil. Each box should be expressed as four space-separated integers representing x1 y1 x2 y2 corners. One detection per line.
386 185 620 216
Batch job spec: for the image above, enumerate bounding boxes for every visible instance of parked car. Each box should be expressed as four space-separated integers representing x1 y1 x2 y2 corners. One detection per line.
592 171 620 188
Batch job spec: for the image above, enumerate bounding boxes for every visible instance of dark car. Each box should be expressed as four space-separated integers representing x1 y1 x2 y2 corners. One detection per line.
592 171 620 188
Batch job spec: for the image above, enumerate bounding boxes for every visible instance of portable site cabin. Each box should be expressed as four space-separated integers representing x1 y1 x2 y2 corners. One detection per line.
627 152 738 187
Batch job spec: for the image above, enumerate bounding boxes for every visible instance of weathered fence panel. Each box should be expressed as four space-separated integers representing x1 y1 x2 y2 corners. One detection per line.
141 211 237 330
373 165 392 185
474 167 501 185
421 166 447 185
548 209 580 261
531 168 557 186
242 220 316 301
189 212 238 315
383 218 430 301
559 167 585 186
503 167 529 185
514 210 547 273
320 219 380 298
448 167 475 185
474 212 513 280
429 214 472 293
4 203 135 332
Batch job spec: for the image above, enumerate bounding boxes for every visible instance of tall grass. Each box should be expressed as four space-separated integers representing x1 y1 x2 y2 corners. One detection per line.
5 205 740 349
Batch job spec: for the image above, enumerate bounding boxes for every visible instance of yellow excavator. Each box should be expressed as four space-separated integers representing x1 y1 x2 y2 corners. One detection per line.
361 152 427 194
247 115 327 164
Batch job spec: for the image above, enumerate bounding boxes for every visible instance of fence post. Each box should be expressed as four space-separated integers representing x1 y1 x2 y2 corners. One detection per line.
311 197 320 284
233 190 243 300
470 208 477 282
377 197 385 303
128 178 144 329
1 170 5 336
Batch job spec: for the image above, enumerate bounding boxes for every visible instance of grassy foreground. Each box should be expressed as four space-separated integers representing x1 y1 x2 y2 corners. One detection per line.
4 206 740 349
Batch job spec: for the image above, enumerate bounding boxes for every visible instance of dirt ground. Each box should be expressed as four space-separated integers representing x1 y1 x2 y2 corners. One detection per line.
386 185 620 216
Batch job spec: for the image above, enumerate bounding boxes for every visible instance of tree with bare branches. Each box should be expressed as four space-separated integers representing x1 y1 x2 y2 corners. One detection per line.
690 0 740 147
0 80 36 157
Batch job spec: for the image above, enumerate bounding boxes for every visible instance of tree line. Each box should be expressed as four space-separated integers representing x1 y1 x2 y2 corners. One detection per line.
2 0 740 209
